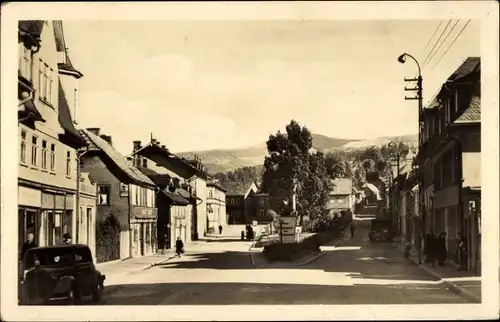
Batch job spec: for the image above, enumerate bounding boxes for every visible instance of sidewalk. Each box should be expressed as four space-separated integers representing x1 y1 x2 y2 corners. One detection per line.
96 240 210 284
399 244 481 303
250 228 351 269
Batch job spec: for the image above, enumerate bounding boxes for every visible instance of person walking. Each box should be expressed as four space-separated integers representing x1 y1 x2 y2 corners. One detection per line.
175 237 184 258
436 232 447 266
420 233 436 266
457 232 468 271
349 221 356 238
218 224 223 235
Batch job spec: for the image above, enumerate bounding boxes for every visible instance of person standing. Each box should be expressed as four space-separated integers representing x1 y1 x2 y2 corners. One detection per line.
436 232 447 266
62 233 72 245
175 237 184 258
218 224 223 235
457 232 468 271
20 233 37 260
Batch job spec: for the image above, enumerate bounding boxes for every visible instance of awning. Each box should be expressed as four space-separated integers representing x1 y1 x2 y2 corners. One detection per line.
162 190 190 206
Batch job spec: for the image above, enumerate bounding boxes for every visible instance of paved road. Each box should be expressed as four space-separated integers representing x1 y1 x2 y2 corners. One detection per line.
102 221 472 305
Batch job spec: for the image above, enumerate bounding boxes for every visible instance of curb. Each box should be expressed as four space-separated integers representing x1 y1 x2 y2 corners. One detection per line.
399 246 481 303
250 227 351 269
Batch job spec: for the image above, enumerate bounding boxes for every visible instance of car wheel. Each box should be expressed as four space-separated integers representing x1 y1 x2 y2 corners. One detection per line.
92 283 103 303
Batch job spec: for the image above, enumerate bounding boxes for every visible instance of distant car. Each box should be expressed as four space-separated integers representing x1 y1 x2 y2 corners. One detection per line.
18 244 105 305
369 220 394 242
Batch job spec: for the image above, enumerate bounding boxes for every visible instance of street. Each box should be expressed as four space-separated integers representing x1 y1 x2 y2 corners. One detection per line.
102 220 472 305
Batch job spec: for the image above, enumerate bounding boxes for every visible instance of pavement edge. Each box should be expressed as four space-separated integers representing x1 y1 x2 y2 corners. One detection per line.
400 247 481 303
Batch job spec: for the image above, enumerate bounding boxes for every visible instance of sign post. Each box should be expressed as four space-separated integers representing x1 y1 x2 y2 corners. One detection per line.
279 216 298 244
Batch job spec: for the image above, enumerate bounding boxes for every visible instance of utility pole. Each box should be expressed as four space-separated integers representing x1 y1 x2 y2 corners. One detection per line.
398 53 424 263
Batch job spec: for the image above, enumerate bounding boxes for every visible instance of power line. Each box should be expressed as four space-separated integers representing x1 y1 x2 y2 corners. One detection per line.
421 19 452 68
430 19 472 71
420 20 444 61
422 20 461 70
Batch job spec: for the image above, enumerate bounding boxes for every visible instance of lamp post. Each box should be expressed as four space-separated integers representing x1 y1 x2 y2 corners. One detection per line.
398 52 424 263
388 141 401 242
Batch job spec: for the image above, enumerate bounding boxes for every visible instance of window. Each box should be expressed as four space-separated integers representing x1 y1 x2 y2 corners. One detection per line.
38 59 43 96
442 151 454 186
20 130 27 163
43 63 49 101
454 90 459 113
20 46 32 80
49 68 54 104
141 187 147 206
208 189 213 198
73 88 78 123
41 140 48 169
50 143 56 172
259 198 265 206
66 151 71 176
260 210 264 217
31 136 38 166
98 185 110 205
433 159 442 190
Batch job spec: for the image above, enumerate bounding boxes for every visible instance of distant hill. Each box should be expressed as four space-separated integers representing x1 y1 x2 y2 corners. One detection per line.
178 133 417 174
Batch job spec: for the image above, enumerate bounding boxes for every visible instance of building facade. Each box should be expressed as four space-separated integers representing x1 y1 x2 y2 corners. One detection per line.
207 180 227 231
17 21 86 255
77 172 97 261
130 138 208 241
418 57 481 274
327 179 355 215
224 181 259 224
78 128 157 262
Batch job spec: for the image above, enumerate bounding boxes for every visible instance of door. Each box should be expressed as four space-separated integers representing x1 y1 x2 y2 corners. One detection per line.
139 223 145 256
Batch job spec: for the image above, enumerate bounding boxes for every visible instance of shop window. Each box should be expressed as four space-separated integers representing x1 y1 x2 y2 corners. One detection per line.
98 185 111 205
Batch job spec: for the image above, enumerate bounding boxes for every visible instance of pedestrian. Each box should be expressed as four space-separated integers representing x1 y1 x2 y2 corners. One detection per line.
20 233 37 260
219 224 223 235
436 232 447 266
457 232 468 271
62 233 72 245
420 233 436 266
349 221 356 238
175 237 184 257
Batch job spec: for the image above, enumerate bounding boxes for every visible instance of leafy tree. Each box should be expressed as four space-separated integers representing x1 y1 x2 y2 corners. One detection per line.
325 153 349 179
363 159 376 172
261 120 330 225
353 164 366 187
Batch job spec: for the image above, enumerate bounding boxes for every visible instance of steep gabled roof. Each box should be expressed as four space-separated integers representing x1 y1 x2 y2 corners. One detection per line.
222 180 257 197
448 57 480 82
58 79 85 146
53 20 83 78
79 129 155 187
18 21 44 43
162 189 190 206
454 96 480 124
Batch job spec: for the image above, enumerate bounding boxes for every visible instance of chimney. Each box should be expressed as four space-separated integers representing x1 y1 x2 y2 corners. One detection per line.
133 140 142 152
142 158 148 168
161 145 166 149
87 128 101 136
100 135 113 146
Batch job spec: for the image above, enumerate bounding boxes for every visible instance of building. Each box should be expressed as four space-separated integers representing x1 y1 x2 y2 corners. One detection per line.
135 162 193 251
361 182 381 203
206 179 227 232
327 179 355 215
129 138 209 241
418 57 481 274
17 20 86 254
224 180 259 224
78 128 157 262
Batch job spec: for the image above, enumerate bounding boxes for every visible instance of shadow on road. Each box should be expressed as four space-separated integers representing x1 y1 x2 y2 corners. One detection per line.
102 280 471 305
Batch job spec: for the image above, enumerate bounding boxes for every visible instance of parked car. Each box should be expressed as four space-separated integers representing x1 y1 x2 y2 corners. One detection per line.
369 219 394 242
18 244 105 305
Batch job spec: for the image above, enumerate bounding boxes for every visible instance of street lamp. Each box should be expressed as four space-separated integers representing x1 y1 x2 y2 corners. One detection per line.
398 52 424 263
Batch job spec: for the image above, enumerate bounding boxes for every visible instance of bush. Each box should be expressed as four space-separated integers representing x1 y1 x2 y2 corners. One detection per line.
96 213 121 263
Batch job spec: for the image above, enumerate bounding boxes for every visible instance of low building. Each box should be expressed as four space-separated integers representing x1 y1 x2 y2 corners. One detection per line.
327 179 355 215
223 180 259 224
207 179 227 232
78 128 157 262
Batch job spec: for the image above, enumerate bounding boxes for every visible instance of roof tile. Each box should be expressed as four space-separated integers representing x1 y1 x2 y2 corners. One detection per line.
222 180 255 196
454 96 481 123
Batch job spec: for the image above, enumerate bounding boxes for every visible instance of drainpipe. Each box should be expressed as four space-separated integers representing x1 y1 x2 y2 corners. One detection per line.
75 148 89 245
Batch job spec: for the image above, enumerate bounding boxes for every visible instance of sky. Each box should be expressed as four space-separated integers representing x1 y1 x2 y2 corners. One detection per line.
62 20 480 155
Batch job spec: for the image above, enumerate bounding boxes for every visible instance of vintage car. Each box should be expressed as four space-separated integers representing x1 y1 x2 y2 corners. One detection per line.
18 244 105 305
368 219 395 242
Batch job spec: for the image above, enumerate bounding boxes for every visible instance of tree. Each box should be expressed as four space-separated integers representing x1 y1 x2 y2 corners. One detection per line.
325 153 348 179
261 120 330 226
353 164 366 188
